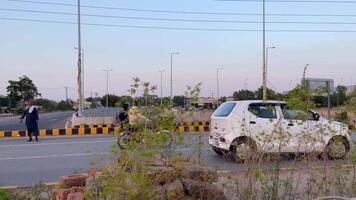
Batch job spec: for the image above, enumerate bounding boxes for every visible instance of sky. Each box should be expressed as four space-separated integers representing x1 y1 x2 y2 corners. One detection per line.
0 0 355 101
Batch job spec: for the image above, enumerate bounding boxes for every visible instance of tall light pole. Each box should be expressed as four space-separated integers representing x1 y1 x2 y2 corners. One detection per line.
302 64 310 88
102 69 113 108
262 0 267 101
265 46 276 97
170 52 180 105
75 47 84 106
159 69 165 106
216 67 224 106
76 0 83 116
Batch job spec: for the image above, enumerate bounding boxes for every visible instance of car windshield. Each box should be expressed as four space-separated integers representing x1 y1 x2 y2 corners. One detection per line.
213 102 236 117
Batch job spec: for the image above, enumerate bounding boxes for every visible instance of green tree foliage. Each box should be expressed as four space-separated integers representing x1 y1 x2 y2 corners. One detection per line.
115 96 134 107
233 90 256 100
346 91 356 115
0 96 9 107
33 98 57 111
285 85 314 111
173 96 186 107
101 94 120 107
6 76 41 107
255 87 279 100
56 101 73 111
332 85 348 106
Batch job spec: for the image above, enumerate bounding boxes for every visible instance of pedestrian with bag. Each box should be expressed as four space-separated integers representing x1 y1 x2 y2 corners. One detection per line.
20 99 39 142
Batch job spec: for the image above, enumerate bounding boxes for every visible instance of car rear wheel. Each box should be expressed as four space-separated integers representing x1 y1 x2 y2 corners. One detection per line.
326 138 349 160
231 139 256 163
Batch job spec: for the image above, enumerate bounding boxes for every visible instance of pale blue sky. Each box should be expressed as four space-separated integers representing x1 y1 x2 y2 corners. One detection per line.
0 0 355 101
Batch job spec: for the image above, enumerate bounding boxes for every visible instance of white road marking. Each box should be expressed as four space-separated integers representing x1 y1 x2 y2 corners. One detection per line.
0 152 111 161
47 118 58 122
0 140 115 148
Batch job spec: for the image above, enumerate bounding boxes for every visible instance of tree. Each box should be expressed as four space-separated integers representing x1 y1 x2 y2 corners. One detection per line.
173 96 186 107
57 101 73 111
233 90 256 100
332 85 348 107
255 87 278 100
7 76 41 107
33 98 57 111
101 95 120 107
346 91 356 115
285 85 314 111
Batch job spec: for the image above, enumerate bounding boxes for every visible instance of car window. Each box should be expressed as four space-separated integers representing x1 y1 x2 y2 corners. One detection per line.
283 109 307 120
248 104 277 119
213 102 236 117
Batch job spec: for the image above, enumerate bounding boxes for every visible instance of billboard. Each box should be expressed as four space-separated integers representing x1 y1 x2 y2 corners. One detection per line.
304 78 334 95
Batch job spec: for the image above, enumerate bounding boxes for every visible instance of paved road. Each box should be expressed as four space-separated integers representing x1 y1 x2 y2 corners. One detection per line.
0 111 74 131
0 133 355 187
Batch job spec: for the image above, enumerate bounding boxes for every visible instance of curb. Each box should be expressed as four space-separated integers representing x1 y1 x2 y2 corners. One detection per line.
0 127 120 138
0 122 212 138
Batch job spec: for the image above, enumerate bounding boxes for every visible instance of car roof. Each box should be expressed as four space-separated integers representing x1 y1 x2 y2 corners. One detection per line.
224 100 286 104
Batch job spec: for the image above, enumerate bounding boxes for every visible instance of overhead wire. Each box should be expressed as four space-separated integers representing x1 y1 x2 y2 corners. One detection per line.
3 8 356 25
1 17 356 32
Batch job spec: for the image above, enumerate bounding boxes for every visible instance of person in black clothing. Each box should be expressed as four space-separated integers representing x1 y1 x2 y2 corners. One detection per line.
20 100 39 142
118 103 130 126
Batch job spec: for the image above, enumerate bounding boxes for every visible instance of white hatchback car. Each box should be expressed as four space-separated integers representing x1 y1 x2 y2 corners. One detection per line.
209 100 351 162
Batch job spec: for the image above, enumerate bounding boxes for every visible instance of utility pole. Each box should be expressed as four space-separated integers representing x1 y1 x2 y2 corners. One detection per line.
170 52 180 105
217 67 224 106
266 46 276 92
302 64 309 88
65 87 69 102
103 69 113 108
262 0 267 101
75 47 84 107
76 0 83 117
159 70 165 106
244 78 248 90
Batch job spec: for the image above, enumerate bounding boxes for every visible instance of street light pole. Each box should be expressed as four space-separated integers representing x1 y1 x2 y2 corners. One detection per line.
265 46 276 96
103 69 113 108
77 0 83 116
217 67 224 106
75 47 84 107
170 52 180 106
159 70 165 106
262 0 267 101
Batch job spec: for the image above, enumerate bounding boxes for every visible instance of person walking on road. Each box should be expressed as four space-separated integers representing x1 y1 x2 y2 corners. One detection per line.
20 100 39 142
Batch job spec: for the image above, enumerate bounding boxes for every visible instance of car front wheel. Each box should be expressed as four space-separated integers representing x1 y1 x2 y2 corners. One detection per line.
326 139 349 160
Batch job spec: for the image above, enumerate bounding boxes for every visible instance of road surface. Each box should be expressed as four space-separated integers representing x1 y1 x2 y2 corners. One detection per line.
0 111 74 131
0 133 355 187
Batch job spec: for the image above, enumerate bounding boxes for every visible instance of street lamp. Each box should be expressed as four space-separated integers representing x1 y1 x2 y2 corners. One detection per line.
159 69 165 106
102 69 113 108
216 67 224 106
170 52 180 106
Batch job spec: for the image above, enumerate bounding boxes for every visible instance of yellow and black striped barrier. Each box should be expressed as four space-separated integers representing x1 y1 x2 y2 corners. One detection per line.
177 121 210 133
0 121 211 138
0 127 120 138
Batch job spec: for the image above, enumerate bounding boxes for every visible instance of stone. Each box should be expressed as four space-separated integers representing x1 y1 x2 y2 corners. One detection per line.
163 180 185 200
67 192 84 200
53 188 71 200
60 174 88 188
181 179 227 200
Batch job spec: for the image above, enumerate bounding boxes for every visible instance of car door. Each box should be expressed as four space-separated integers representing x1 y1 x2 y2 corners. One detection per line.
280 106 308 153
247 103 282 152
